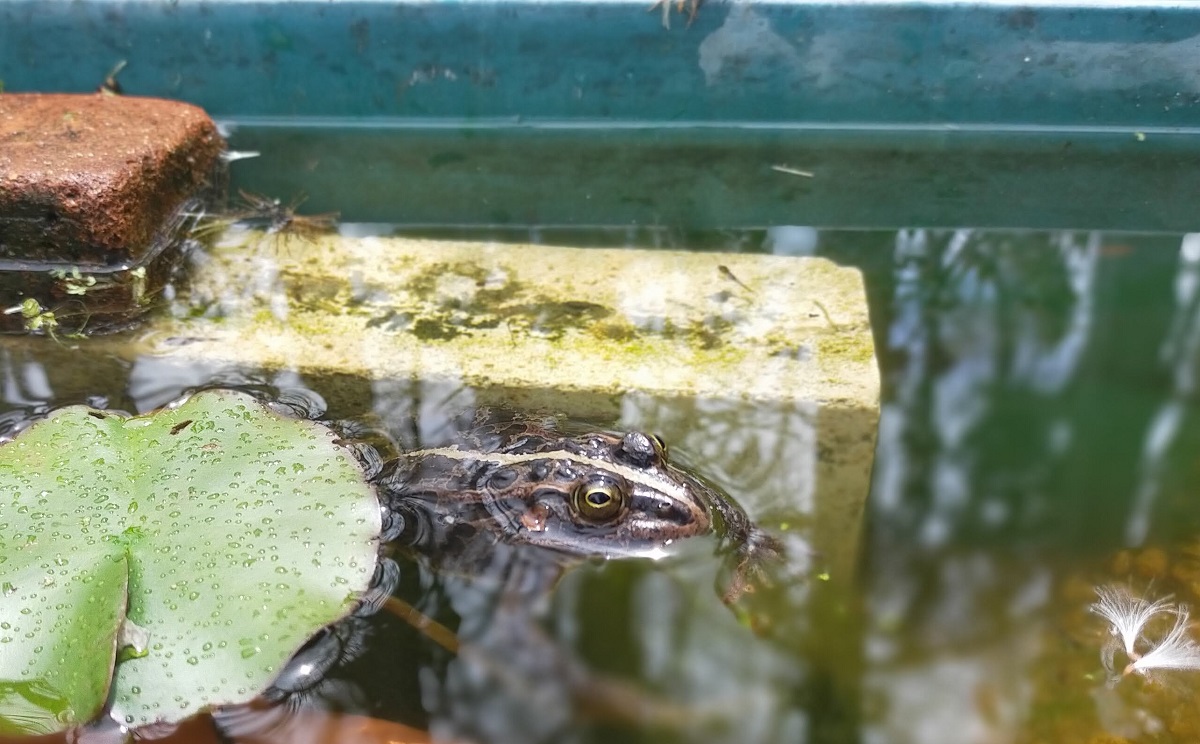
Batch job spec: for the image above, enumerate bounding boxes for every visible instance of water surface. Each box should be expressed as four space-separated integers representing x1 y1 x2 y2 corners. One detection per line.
4 226 1200 743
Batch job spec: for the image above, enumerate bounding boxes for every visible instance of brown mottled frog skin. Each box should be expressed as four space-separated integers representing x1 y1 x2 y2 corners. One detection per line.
375 412 778 598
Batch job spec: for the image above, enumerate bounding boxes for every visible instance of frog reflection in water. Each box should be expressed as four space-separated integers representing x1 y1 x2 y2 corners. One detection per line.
269 412 780 743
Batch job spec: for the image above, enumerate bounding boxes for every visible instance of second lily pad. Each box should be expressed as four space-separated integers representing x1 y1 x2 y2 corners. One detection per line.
0 389 381 733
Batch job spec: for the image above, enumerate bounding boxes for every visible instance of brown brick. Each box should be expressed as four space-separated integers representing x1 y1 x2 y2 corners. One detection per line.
0 93 224 267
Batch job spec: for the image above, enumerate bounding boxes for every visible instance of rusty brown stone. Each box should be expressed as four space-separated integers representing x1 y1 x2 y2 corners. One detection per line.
0 93 224 267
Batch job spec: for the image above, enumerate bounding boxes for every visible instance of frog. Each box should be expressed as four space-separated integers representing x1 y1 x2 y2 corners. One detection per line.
265 410 780 744
374 410 779 598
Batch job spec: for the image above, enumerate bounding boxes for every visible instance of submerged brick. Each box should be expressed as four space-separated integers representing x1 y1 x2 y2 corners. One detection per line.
0 93 223 265
0 93 225 332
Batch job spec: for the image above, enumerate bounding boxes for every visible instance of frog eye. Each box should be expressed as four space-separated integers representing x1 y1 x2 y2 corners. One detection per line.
572 480 625 522
649 434 669 459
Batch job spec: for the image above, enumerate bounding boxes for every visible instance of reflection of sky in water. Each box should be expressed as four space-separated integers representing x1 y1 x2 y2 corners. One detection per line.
877 230 1099 546
0 350 51 414
621 393 817 518
1126 234 1200 545
863 230 1200 743
868 229 1093 743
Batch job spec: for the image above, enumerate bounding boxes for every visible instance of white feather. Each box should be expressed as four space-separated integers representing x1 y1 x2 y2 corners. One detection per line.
1089 584 1174 656
1127 605 1200 675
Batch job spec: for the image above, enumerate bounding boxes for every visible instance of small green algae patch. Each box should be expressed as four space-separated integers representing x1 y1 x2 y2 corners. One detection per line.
357 258 615 343
412 317 463 341
815 326 877 367
0 390 381 734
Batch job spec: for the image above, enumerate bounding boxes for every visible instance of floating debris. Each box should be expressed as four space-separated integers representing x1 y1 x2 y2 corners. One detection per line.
770 164 815 178
649 0 700 29
188 190 339 247
220 150 260 163
1090 583 1200 679
1090 583 1174 656
98 59 126 95
230 190 339 243
718 264 752 292
1125 606 1200 677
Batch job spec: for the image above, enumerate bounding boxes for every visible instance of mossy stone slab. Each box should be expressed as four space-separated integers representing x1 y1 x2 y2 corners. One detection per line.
172 235 876 408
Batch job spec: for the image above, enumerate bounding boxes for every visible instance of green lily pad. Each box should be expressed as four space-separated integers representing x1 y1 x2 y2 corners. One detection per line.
0 390 381 733
0 554 127 735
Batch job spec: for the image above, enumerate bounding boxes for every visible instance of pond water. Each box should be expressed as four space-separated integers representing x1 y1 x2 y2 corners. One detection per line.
3 225 1200 744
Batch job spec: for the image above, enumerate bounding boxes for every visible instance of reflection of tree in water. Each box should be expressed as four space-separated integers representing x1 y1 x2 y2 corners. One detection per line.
619 393 817 521
0 340 138 437
851 229 1200 739
1124 234 1200 547
858 229 1108 742
866 231 1113 644
0 345 52 439
367 376 478 452
618 392 845 741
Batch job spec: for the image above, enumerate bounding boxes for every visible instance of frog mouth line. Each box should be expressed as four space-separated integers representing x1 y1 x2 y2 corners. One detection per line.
400 445 701 504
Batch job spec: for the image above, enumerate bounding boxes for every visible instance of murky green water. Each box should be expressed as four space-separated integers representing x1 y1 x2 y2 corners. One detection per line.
4 226 1200 743
831 229 1200 744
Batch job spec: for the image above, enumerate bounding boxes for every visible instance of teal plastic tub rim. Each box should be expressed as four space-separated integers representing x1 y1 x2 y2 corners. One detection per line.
5 1 1200 230
4 0 1200 128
